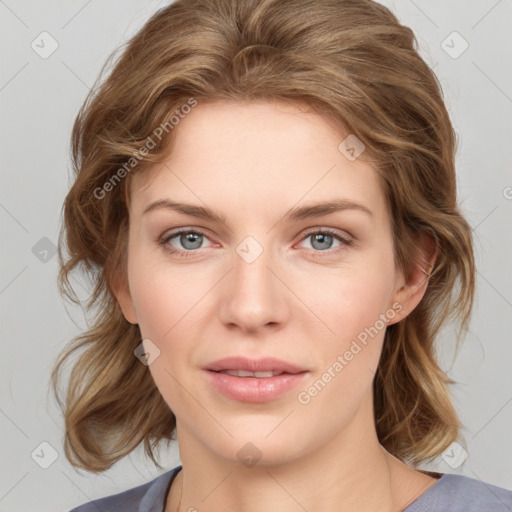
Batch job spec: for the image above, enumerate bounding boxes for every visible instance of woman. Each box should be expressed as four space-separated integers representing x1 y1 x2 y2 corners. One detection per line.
52 0 512 511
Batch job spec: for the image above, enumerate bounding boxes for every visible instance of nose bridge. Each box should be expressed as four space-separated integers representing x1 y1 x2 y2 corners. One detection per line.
233 233 277 302
220 233 286 330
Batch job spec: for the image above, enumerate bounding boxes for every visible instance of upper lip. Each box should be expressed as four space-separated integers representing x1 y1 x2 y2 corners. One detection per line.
204 356 307 374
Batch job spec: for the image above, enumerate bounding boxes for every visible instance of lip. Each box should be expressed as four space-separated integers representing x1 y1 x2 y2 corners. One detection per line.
204 356 307 374
203 357 310 403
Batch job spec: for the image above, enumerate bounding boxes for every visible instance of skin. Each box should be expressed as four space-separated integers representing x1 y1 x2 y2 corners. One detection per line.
114 99 439 512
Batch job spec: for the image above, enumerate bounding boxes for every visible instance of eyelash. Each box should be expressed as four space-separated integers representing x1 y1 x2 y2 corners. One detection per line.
159 227 353 259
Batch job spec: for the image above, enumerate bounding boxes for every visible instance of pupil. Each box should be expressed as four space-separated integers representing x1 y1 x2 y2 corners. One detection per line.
182 232 201 249
313 233 332 250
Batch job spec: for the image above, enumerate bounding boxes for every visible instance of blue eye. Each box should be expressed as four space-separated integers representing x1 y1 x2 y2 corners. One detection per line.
159 227 353 258
160 228 211 257
299 229 352 253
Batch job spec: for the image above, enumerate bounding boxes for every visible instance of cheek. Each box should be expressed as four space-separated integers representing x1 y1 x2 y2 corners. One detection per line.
128 262 203 416
127 237 397 423
303 257 395 343
296 254 396 395
128 250 211 339
126 250 215 397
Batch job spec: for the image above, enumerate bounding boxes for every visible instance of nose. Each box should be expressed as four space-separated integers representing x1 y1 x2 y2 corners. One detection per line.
217 238 289 335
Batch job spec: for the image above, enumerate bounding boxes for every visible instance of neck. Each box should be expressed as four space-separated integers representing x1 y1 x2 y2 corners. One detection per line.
165 395 433 512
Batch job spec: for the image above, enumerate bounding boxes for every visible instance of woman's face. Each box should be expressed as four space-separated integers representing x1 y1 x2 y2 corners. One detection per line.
117 99 412 466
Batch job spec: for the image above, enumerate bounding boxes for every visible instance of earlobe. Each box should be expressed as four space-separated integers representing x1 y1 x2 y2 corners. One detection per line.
388 231 438 325
111 274 138 325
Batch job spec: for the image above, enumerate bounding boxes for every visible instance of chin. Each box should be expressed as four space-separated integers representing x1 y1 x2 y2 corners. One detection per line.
207 426 311 469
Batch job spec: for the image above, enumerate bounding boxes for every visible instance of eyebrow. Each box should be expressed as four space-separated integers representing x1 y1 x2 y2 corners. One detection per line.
142 198 373 223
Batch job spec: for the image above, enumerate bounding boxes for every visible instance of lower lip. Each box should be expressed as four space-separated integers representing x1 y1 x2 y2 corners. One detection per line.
204 370 309 403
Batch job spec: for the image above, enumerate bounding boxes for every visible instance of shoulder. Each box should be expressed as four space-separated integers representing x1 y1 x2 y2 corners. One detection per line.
405 473 512 512
68 465 182 512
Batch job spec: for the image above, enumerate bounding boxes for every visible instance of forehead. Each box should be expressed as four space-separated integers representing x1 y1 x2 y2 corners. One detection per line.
129 100 386 221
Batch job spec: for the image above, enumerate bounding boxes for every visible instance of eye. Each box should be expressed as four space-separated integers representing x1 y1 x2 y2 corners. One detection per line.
159 227 353 259
160 228 213 257
298 228 353 256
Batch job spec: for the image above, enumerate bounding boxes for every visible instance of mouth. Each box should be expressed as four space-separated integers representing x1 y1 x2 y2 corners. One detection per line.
204 356 307 374
213 369 289 378
203 357 309 403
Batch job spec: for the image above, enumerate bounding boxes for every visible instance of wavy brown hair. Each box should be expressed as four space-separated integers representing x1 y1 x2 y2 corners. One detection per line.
51 0 475 473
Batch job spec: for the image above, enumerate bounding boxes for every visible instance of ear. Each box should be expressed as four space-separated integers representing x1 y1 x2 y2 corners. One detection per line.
110 271 139 325
387 230 438 325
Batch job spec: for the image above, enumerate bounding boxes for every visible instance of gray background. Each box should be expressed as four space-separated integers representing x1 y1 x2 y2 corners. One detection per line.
1 1 511 510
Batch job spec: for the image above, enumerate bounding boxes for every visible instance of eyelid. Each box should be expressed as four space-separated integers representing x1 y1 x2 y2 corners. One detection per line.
160 227 214 250
297 226 353 243
160 225 354 258
294 227 353 257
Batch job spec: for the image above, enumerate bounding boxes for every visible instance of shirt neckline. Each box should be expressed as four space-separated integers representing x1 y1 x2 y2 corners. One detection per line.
159 465 183 512
155 466 447 512
401 470 447 511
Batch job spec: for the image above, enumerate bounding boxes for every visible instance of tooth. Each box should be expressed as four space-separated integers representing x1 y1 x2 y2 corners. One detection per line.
236 370 255 377
223 370 253 377
222 370 282 377
254 371 275 378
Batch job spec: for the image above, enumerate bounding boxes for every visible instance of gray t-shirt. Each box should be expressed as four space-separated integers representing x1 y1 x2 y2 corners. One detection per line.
69 465 512 511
